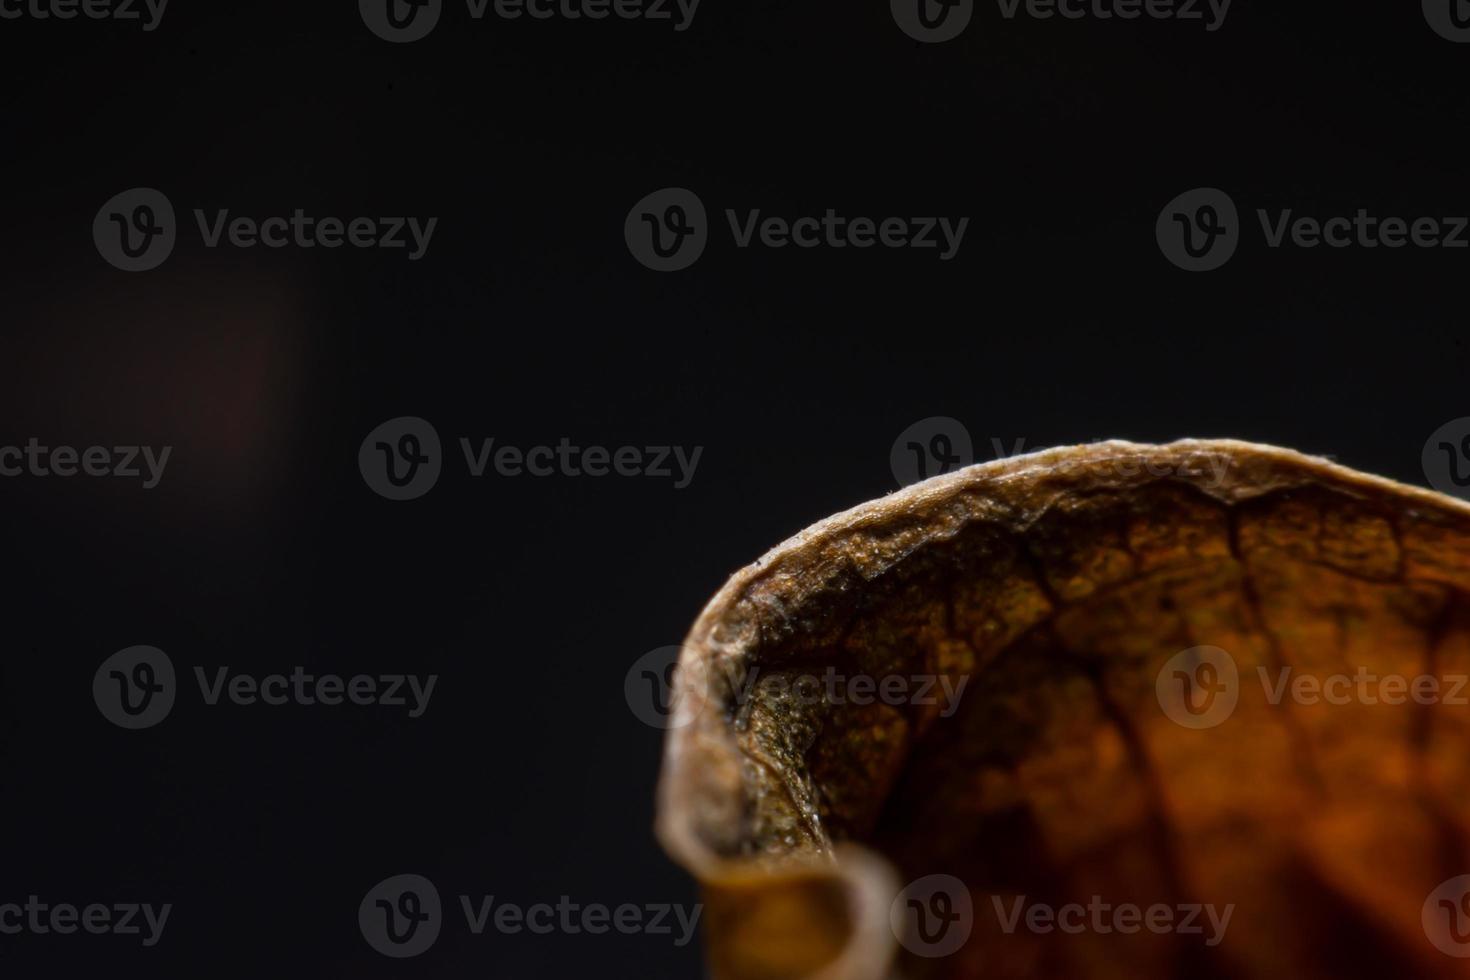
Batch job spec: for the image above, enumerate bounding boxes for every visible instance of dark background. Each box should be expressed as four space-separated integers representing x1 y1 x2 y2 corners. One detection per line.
0 0 1466 975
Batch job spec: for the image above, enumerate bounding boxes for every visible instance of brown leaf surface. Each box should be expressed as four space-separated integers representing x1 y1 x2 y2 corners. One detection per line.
656 440 1470 980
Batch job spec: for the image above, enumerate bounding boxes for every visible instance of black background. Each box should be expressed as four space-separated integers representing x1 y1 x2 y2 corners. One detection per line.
1 0 1467 976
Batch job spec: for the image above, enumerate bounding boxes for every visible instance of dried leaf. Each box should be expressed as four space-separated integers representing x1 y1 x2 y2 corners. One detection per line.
657 440 1470 979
